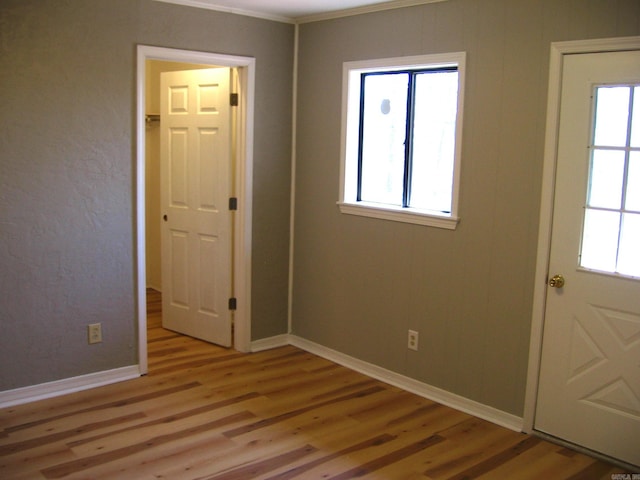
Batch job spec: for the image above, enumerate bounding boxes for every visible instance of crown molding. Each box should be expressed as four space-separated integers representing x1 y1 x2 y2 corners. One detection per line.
152 0 296 24
152 0 449 25
296 0 448 24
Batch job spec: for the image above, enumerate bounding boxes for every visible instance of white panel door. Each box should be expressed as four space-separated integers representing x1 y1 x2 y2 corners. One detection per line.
160 68 232 347
535 50 640 467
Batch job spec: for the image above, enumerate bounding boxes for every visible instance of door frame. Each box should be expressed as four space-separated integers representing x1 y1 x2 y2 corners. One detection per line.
523 35 640 433
136 45 255 374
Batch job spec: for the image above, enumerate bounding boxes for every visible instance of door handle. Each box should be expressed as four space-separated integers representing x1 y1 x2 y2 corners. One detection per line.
163 214 168 222
548 274 565 288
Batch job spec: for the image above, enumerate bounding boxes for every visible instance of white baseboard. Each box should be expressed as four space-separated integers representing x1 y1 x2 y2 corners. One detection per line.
250 334 290 352
3 335 524 434
289 335 523 432
0 366 141 409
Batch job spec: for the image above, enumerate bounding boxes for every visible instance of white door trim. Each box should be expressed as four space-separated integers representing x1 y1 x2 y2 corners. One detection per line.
136 45 255 374
523 35 640 433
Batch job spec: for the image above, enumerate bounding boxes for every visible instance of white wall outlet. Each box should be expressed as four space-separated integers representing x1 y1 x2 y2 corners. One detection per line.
88 323 102 344
408 330 419 351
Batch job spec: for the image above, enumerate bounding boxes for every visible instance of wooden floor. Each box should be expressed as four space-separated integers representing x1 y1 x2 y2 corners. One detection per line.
0 290 626 479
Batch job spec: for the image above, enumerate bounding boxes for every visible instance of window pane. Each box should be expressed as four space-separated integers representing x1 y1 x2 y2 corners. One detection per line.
587 149 625 209
593 86 630 147
627 152 640 212
580 209 620 273
360 73 408 205
618 213 640 276
410 71 458 213
631 86 640 148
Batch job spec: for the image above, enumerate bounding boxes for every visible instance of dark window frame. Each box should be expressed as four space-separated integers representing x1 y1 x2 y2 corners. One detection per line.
356 66 459 210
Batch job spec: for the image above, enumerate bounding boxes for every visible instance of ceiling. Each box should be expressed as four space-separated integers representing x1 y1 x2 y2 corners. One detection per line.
153 0 447 23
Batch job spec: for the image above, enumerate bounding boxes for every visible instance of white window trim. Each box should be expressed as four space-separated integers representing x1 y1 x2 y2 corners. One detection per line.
338 52 466 229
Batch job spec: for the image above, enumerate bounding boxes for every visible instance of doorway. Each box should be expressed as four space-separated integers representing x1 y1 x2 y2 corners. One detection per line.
136 45 256 374
525 37 640 469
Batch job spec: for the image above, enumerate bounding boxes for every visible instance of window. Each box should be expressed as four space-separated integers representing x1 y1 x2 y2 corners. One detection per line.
339 53 466 229
580 84 640 277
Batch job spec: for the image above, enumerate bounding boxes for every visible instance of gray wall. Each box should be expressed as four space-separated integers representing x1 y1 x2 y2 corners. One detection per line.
0 0 293 391
2 0 639 419
292 0 640 416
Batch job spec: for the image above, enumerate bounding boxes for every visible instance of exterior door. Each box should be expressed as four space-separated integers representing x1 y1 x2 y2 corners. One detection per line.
160 68 232 347
535 50 640 466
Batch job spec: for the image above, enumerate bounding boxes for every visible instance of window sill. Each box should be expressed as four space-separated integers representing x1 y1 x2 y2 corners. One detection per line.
337 202 459 229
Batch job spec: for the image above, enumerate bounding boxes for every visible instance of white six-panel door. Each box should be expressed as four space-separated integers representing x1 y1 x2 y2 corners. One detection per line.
160 68 232 347
535 50 640 467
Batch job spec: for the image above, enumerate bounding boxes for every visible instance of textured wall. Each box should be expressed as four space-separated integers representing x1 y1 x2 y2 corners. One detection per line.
292 0 640 416
0 0 293 391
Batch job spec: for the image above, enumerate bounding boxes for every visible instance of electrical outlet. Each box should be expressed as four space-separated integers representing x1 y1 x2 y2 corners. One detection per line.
88 323 102 344
408 330 419 351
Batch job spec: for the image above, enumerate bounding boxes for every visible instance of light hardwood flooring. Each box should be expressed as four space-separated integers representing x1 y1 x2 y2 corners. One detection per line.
0 289 626 479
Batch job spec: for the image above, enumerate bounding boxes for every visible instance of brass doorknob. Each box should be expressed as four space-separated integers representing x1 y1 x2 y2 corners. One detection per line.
548 274 565 288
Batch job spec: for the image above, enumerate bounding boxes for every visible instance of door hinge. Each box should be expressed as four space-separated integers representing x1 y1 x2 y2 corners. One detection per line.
228 297 237 311
230 93 239 107
229 197 238 211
